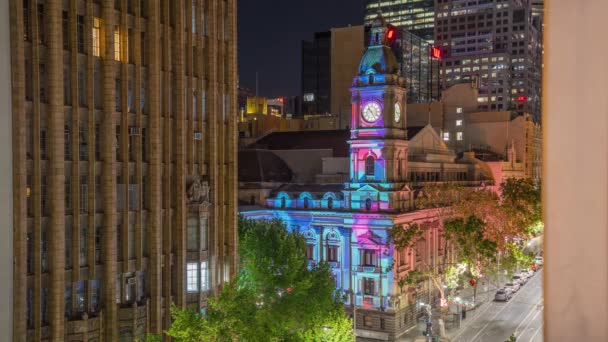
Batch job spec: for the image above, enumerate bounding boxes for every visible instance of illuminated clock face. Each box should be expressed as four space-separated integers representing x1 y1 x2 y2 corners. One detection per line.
394 103 401 123
362 102 381 123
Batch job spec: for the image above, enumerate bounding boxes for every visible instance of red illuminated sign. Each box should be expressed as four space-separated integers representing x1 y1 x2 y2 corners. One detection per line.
517 95 528 102
386 25 397 43
431 46 442 59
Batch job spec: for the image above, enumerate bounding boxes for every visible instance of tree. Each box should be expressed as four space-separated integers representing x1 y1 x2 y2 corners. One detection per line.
166 216 354 341
500 178 542 237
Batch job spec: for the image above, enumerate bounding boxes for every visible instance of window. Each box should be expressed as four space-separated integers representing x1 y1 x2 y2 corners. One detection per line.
281 197 286 208
95 225 102 262
80 178 87 212
362 249 376 266
65 177 71 211
456 107 463 113
201 261 209 291
327 197 333 209
64 125 71 159
75 281 85 315
79 225 87 266
62 11 69 50
37 4 45 45
456 119 463 126
93 18 101 57
363 278 375 296
457 132 464 141
187 217 198 251
306 244 314 260
303 197 309 209
365 156 375 176
114 26 122 61
91 280 100 312
365 198 372 211
77 16 85 53
23 1 30 41
363 316 373 328
187 263 199 292
443 132 450 141
78 71 86 107
327 245 338 262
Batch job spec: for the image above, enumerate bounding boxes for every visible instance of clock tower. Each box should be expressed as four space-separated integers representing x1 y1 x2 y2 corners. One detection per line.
345 15 412 212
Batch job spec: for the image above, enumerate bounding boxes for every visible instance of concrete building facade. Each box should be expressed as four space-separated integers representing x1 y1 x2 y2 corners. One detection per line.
434 0 543 120
9 0 238 340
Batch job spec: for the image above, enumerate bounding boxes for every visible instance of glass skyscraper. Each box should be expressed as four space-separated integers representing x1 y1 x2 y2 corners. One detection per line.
364 0 436 41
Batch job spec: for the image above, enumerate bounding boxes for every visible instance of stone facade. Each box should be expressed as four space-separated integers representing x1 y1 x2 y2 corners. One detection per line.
9 0 238 340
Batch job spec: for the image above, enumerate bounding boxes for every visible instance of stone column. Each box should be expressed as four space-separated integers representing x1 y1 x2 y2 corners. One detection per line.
146 0 163 335
8 0 26 340
101 1 117 339
46 0 67 340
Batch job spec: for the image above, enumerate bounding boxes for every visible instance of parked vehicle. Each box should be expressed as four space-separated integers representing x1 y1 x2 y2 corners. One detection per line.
505 282 520 293
494 288 512 302
512 274 527 285
520 269 534 278
535 256 544 266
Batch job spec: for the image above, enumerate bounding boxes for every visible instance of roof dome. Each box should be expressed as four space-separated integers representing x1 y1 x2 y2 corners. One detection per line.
357 14 399 75
358 45 399 75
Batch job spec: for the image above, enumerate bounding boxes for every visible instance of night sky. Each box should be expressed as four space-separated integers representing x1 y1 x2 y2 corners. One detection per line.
237 0 365 98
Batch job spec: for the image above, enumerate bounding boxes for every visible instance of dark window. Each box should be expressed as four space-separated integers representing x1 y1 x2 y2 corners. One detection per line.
365 156 375 176
365 198 372 211
62 11 69 50
281 197 286 208
362 249 376 266
303 197 309 209
77 15 85 53
306 244 314 260
327 245 338 262
363 277 375 295
327 197 333 209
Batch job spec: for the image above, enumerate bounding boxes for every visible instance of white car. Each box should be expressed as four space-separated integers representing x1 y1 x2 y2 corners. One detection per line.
505 282 520 293
520 269 534 278
495 288 512 302
535 256 544 266
512 274 527 285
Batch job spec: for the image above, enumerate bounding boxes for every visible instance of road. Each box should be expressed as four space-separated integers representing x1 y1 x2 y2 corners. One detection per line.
450 269 543 342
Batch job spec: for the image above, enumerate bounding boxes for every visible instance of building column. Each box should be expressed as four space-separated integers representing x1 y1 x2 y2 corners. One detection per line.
101 1 117 339
46 0 66 340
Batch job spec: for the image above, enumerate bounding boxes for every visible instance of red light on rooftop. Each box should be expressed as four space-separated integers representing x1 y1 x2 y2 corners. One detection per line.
517 95 528 102
431 46 442 59
386 25 397 43
279 98 284 103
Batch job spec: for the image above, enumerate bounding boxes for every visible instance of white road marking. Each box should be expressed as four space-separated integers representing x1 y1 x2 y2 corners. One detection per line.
528 323 543 342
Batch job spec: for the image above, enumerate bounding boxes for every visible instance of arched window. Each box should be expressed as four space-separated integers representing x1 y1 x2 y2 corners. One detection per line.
365 198 372 211
303 197 309 209
365 156 375 176
328 197 333 209
281 197 286 209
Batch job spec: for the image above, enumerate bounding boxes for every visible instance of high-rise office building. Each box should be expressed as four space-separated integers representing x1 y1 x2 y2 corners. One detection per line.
302 31 332 115
364 0 436 41
434 0 542 120
9 0 238 340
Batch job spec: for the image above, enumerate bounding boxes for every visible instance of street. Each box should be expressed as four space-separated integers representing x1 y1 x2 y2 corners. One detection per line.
450 269 543 342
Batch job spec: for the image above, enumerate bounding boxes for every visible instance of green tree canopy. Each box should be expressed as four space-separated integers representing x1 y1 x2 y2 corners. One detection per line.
166 216 353 342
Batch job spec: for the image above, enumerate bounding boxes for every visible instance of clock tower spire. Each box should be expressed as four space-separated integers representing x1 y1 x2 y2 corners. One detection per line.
345 14 411 212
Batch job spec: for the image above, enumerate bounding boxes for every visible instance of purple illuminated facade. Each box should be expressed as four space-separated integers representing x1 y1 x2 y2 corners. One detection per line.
240 16 491 340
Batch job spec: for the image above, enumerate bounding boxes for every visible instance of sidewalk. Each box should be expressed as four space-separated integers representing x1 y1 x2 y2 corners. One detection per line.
398 277 506 342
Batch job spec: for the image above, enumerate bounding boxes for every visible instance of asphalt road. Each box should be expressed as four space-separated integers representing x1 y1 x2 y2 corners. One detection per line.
450 269 544 342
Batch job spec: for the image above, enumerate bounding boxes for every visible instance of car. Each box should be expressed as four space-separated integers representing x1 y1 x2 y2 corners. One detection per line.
505 282 520 293
495 288 512 302
520 269 534 277
535 256 544 266
512 274 527 285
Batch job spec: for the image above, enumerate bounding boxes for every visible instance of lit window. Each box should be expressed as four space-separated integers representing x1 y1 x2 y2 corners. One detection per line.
187 263 199 292
457 132 464 141
456 107 463 113
92 18 101 57
114 26 122 61
201 261 209 291
443 132 450 141
456 120 463 126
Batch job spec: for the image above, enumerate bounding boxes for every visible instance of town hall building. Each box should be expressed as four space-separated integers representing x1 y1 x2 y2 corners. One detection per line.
240 16 495 340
